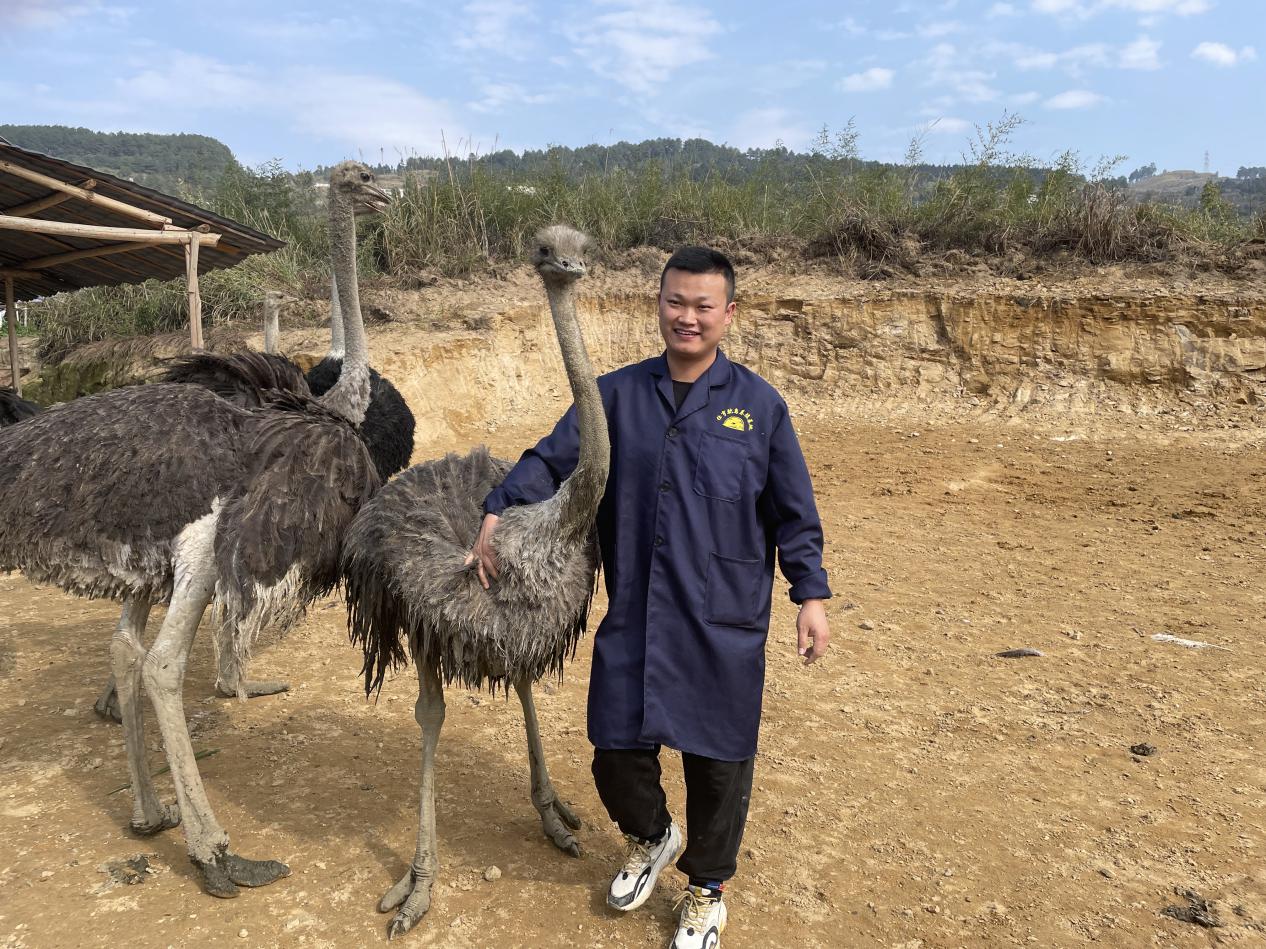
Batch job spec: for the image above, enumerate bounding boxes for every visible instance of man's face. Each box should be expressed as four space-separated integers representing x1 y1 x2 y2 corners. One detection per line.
658 268 735 361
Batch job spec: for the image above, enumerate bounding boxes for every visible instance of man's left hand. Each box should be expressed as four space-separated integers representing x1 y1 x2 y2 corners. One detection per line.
797 599 830 665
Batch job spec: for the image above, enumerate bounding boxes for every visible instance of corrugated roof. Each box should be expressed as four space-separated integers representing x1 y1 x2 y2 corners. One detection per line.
0 141 284 302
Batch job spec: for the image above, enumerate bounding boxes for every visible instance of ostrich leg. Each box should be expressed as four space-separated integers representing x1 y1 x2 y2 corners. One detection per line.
141 517 289 898
380 661 445 938
110 595 180 834
513 678 582 856
212 624 290 700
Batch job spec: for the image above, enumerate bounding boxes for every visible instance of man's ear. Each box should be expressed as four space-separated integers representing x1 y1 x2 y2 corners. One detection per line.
724 301 737 326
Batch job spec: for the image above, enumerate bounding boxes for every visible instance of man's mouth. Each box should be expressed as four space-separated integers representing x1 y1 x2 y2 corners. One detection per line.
673 327 700 340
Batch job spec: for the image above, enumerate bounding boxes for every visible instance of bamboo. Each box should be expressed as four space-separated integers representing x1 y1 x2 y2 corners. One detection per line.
0 158 171 227
186 234 203 351
0 214 221 245
1 182 93 218
0 240 154 275
5 276 18 394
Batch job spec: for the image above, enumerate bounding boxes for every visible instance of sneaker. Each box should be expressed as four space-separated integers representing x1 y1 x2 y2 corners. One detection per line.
606 821 683 912
671 885 727 948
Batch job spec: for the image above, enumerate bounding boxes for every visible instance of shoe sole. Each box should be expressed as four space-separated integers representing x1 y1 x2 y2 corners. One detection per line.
607 827 684 913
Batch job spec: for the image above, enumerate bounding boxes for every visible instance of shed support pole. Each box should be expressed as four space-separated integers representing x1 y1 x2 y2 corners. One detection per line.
185 235 203 352
5 277 18 394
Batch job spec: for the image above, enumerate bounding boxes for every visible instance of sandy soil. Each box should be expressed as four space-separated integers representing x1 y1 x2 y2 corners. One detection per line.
1 411 1264 948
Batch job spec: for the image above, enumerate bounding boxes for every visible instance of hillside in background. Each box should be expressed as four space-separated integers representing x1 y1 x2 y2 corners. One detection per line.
0 124 237 196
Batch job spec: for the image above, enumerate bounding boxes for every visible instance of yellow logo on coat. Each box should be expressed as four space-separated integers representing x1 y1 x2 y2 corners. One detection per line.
716 407 754 432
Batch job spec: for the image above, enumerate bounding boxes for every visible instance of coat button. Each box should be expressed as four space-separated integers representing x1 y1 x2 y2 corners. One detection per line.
654 535 665 547
659 481 671 492
667 426 679 438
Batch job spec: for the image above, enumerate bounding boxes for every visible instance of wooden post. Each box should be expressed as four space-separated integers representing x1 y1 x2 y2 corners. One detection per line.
5 276 18 395
185 234 203 352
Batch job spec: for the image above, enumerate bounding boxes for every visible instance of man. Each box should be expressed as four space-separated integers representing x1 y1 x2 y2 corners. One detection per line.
469 246 831 948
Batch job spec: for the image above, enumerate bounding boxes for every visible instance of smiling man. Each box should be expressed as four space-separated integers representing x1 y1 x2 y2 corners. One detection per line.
470 245 832 949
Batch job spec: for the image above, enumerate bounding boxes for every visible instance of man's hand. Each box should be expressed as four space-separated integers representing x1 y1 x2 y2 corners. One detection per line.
796 599 830 665
464 513 501 590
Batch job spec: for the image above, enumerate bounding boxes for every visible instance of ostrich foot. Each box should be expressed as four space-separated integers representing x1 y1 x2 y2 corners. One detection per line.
214 678 290 699
379 868 435 939
130 803 181 837
536 794 583 857
193 846 290 899
93 684 123 724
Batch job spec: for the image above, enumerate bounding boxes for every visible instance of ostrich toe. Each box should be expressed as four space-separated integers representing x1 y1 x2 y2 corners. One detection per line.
93 684 123 723
215 678 291 699
538 797 582 857
380 868 434 939
130 802 181 836
192 847 289 899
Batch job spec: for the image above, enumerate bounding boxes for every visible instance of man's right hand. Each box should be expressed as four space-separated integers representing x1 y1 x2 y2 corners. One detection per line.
465 513 501 590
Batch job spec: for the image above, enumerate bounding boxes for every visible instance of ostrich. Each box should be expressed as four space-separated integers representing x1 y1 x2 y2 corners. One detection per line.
341 225 607 938
306 273 416 481
262 289 292 355
0 161 388 898
0 387 41 425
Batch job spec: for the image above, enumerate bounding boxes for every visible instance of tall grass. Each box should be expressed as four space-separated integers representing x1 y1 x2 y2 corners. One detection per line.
28 120 1259 362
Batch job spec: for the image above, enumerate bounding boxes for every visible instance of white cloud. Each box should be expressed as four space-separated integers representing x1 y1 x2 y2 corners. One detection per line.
920 43 1000 103
840 67 895 92
728 108 811 150
918 20 963 37
112 53 475 156
455 0 533 57
469 81 552 114
1119 35 1162 69
1105 0 1208 13
926 117 972 134
1191 42 1257 67
1031 0 1209 18
6 0 133 29
988 2 1019 15
1045 89 1106 108
564 1 722 95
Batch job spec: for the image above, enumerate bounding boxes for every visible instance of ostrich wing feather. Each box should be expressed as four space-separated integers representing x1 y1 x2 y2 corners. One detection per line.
306 357 415 480
0 387 41 425
162 351 311 408
213 391 381 670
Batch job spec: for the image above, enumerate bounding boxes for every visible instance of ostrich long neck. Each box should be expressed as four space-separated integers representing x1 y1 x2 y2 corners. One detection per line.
319 190 371 424
328 273 345 359
547 276 609 538
263 299 279 354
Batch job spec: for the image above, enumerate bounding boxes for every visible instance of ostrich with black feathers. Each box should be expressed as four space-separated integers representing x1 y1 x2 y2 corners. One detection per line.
0 161 388 898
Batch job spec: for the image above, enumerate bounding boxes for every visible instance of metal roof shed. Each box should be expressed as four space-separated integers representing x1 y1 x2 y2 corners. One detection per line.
0 138 284 394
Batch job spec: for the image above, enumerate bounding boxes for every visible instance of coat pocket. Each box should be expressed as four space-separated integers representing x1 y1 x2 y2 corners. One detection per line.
704 552 764 628
693 430 748 502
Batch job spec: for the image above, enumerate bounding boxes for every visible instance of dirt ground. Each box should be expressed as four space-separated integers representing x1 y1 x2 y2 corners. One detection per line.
1 408 1264 948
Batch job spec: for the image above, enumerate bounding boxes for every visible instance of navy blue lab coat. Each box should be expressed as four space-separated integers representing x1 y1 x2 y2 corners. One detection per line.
484 350 831 761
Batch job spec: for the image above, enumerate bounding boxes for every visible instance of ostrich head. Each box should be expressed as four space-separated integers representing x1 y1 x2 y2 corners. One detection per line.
264 290 297 309
532 225 591 283
329 160 392 215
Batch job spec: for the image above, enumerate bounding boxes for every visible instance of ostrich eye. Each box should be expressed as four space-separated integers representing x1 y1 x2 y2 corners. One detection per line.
360 172 370 182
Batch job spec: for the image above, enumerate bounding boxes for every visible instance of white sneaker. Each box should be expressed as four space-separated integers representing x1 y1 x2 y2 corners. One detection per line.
606 822 683 912
671 885 727 948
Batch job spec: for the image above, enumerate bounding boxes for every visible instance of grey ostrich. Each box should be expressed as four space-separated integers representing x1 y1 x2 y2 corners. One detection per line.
262 289 295 355
341 225 607 938
0 161 388 898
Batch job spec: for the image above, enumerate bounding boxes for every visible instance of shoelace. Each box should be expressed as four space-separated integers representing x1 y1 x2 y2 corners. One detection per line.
673 888 719 931
622 835 653 871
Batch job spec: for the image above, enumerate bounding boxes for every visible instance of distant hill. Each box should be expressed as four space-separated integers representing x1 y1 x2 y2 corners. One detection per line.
0 124 237 197
1128 169 1265 215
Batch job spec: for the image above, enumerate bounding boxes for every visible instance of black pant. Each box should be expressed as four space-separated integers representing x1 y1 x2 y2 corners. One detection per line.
592 747 755 884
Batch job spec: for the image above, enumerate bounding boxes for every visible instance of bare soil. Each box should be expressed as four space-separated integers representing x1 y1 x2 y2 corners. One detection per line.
2 409 1264 947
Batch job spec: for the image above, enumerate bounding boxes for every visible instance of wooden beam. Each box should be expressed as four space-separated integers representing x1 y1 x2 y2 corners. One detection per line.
0 158 172 227
0 214 221 245
5 276 18 395
186 234 203 352
0 240 155 276
1 180 96 217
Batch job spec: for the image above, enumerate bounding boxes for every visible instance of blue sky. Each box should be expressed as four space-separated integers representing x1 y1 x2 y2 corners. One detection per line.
2 0 1262 174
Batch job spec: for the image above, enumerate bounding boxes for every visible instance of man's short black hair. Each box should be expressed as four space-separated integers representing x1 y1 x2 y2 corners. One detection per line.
660 245 736 303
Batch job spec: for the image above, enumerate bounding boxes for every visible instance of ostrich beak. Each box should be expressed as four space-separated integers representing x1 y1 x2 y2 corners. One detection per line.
356 184 393 215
